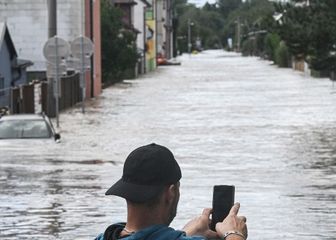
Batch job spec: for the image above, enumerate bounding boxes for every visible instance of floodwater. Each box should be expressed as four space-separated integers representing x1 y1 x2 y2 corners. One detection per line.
1 50 335 239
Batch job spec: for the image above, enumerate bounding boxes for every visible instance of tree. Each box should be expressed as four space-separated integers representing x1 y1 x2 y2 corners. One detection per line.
306 1 336 71
221 0 274 51
217 0 242 19
273 2 311 60
101 0 139 84
274 0 336 71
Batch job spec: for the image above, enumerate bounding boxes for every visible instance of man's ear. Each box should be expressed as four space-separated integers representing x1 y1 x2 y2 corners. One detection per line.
165 184 177 203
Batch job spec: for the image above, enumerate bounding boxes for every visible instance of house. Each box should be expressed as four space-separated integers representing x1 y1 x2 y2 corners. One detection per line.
156 0 173 60
0 22 33 108
0 0 102 99
145 0 156 72
112 0 138 28
134 0 151 74
111 0 152 75
111 0 143 76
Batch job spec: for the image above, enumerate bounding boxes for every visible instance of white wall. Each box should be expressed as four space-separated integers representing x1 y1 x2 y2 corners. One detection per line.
134 0 146 51
0 0 83 71
156 0 164 55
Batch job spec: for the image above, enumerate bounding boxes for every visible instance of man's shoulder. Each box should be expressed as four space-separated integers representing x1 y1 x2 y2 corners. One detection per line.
95 224 206 240
177 232 206 240
94 233 104 240
178 235 206 240
144 225 206 240
95 222 125 240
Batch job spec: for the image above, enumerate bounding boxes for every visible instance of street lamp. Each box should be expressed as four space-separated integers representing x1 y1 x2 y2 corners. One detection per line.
187 19 194 55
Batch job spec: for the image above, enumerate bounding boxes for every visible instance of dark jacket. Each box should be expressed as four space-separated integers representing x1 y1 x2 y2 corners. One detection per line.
95 223 205 240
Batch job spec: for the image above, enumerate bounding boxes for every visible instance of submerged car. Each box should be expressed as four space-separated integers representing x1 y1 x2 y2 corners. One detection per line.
0 114 61 142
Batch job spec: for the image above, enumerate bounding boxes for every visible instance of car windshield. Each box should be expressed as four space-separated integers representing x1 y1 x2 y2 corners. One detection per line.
0 119 52 139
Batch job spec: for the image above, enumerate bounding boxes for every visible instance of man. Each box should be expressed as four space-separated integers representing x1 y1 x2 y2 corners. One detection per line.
96 143 247 240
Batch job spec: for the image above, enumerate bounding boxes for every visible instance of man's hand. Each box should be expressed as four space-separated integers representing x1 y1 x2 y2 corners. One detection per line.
215 203 247 240
182 208 218 239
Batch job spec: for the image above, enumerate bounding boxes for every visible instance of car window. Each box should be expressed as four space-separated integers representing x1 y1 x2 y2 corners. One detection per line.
0 119 52 139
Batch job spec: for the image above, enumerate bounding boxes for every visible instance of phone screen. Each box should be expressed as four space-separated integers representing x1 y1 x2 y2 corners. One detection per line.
210 185 235 231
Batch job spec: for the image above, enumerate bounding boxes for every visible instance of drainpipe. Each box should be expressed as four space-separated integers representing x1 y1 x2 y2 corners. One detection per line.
90 0 94 98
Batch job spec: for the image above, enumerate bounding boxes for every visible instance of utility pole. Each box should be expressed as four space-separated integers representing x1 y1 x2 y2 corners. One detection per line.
187 19 193 55
48 0 57 38
80 0 86 114
188 19 191 55
236 17 241 52
47 0 59 127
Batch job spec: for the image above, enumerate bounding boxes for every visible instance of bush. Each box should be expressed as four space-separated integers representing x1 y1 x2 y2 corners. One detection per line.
241 39 254 56
264 33 280 62
275 41 290 68
101 0 139 85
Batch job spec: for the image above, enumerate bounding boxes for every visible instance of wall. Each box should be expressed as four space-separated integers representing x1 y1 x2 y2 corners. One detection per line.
145 0 156 72
292 59 311 77
165 0 173 59
134 0 146 51
134 0 147 74
0 0 82 71
0 39 12 107
156 0 164 57
92 0 102 97
155 0 173 59
0 0 101 98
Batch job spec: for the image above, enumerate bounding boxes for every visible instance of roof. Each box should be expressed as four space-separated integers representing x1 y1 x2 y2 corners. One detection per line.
0 22 17 59
139 0 151 7
0 114 45 121
16 59 34 69
113 0 137 5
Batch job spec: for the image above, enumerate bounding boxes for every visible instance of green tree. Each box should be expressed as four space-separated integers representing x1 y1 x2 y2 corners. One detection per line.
101 0 139 84
275 0 336 71
274 2 311 60
221 0 274 51
306 1 336 71
217 0 242 19
275 41 290 68
264 33 281 61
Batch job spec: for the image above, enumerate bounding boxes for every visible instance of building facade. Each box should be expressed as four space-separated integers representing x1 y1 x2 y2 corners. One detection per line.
0 0 101 98
145 0 156 72
156 0 173 60
134 0 151 74
0 22 32 108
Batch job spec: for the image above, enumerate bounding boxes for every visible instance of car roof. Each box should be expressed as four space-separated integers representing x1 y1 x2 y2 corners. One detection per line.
0 114 46 121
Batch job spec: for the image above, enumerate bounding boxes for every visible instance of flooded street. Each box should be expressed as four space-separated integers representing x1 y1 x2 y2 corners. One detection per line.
1 50 336 239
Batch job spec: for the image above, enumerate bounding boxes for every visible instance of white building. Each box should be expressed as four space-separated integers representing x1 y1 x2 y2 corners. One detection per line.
134 0 151 74
0 0 83 72
0 0 102 98
156 0 173 59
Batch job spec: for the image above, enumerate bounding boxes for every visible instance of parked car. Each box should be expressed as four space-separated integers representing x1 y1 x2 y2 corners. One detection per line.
0 114 61 142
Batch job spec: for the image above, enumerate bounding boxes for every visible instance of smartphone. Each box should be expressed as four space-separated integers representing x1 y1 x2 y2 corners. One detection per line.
210 185 235 231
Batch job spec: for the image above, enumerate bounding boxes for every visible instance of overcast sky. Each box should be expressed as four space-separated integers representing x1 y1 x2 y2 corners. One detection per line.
188 0 251 8
188 0 216 8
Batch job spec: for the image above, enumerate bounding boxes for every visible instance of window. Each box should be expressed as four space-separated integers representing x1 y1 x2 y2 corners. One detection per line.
0 120 52 139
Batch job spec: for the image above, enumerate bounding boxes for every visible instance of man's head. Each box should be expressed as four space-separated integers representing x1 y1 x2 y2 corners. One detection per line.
105 143 182 223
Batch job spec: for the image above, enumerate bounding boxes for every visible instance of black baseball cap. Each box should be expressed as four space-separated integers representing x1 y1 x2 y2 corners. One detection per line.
105 143 182 202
